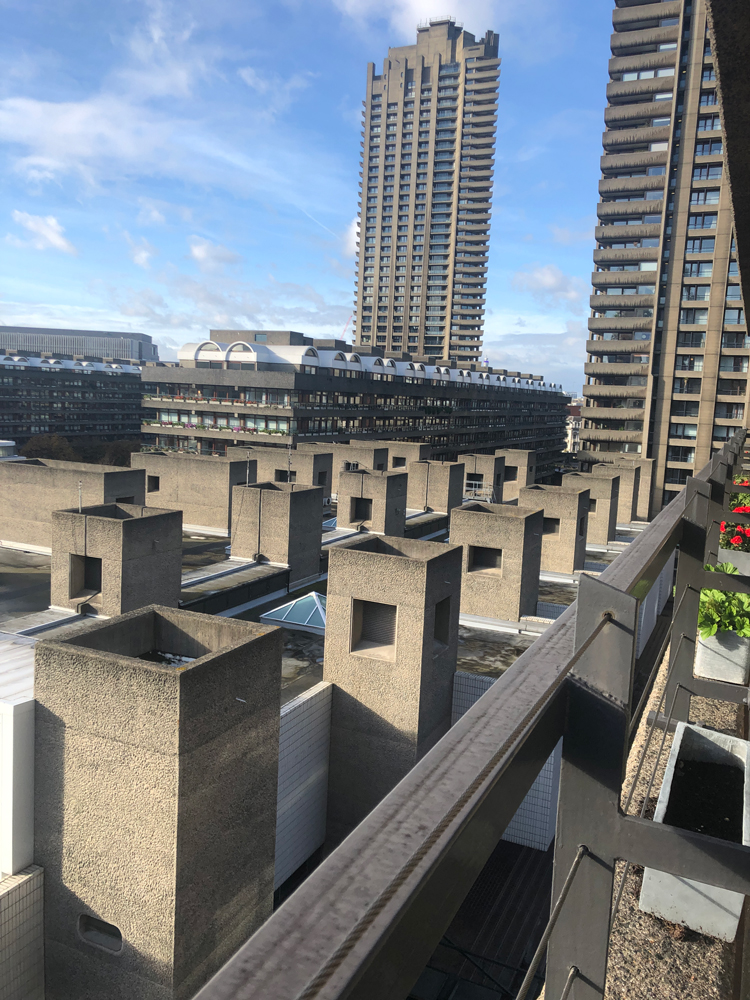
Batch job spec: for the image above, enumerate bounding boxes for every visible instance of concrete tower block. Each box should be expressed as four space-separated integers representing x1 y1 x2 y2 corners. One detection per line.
131 452 253 534
373 440 432 470
230 482 323 585
50 504 183 617
460 454 505 502
323 535 462 846
337 469 408 535
406 460 465 514
558 472 620 545
241 448 333 500
450 502 543 621
495 449 536 501
0 459 146 550
34 606 282 1000
615 457 653 521
517 485 589 574
322 443 389 494
593 462 640 525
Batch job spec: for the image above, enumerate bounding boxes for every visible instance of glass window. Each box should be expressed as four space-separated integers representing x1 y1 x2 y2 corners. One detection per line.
695 140 723 155
684 261 713 277
679 308 708 324
685 237 715 253
697 115 721 131
724 308 746 325
688 213 718 229
690 189 720 205
682 285 710 301
670 423 698 438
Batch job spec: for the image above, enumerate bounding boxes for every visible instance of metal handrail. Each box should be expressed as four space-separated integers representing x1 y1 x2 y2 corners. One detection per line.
195 432 746 1000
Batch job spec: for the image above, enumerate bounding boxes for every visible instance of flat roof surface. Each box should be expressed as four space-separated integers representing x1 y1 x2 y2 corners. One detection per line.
0 633 35 705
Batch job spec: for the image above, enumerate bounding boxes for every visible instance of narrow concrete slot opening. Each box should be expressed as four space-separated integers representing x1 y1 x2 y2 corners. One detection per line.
393 457 407 468
317 471 328 485
351 599 397 660
69 554 102 601
433 596 450 651
78 914 123 954
589 498 598 513
505 466 518 482
147 475 160 493
466 473 484 489
352 497 373 523
115 495 135 504
543 517 560 535
468 545 503 574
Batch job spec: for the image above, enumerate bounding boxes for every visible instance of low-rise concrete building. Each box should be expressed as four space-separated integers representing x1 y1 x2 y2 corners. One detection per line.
518 484 589 574
131 452 251 535
558 472 619 545
459 453 505 502
592 462 640 525
230 482 323 585
50 503 182 617
377 440 432 470
305 442 389 494
495 449 536 501
406 460 464 514
323 535 462 846
34 606 282 1000
245 447 333 500
336 469 408 535
450 502 543 622
0 459 145 551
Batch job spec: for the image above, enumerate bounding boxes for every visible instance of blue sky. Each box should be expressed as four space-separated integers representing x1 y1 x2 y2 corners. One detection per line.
0 0 612 391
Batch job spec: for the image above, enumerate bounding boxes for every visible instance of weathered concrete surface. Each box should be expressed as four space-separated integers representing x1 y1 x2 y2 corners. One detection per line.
518 484 589 574
406 460 465 514
337 469 408 536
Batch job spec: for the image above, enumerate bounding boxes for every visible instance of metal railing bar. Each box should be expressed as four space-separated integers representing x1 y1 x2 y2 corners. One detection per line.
558 966 578 1000
438 939 545 980
513 845 589 1000
436 938 515 997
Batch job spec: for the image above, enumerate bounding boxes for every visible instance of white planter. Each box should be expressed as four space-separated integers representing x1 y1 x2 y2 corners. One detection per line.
694 630 750 685
721 547 750 576
639 722 750 941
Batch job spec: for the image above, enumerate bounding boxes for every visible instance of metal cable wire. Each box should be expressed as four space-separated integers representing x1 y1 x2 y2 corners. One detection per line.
558 966 579 1000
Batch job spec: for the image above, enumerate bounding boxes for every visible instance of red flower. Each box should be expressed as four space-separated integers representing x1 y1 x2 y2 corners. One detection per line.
721 521 727 532
733 506 750 513
731 535 744 545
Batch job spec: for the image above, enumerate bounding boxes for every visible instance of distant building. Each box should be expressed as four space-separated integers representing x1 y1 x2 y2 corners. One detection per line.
0 326 158 364
565 397 584 454
0 350 142 446
140 330 568 480
352 18 499 363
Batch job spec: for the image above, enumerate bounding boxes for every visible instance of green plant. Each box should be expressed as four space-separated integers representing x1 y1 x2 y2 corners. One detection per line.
698 562 750 639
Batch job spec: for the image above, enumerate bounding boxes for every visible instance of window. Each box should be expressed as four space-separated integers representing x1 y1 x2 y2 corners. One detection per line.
719 355 749 373
667 446 695 464
690 189 719 205
670 423 698 438
693 165 722 180
726 285 742 301
351 599 397 659
674 377 702 394
679 308 708 324
677 331 705 348
468 546 503 573
725 308 746 325
147 475 160 493
686 237 715 254
716 402 745 420
543 517 560 535
688 213 717 229
665 468 690 485
697 115 721 131
684 261 713 277
700 91 718 106
682 285 710 301
675 355 703 371
695 140 723 155
79 915 123 954
671 400 700 417
702 68 716 81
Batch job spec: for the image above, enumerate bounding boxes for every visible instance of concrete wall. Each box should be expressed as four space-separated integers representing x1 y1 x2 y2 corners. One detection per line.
131 452 251 534
306 443 389 493
495 449 536 501
231 483 323 584
336 469 408 535
450 503 543 621
323 535 462 847
377 441 432 470
50 505 183 617
0 865 44 1000
559 472 619 545
245 448 333 500
406 460 464 514
518 485 589 574
459 453 505 502
0 460 145 550
34 606 282 1000
616 457 653 522
593 462 640 525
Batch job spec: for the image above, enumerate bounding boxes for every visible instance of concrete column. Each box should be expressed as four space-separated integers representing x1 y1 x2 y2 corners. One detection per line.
230 482 323 585
323 535 462 847
518 485 589 574
406 460 464 514
615 457 653 521
450 502 543 621
337 470 408 535
494 449 536 501
50 504 183 617
558 472 620 545
593 462 640 525
34 606 282 1000
459 454 505 502
239 448 333 500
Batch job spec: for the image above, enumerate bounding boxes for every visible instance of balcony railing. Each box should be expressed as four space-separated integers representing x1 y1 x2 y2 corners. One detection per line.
196 433 750 1000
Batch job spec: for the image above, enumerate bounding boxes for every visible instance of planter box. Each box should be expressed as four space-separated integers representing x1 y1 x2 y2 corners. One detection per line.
694 630 750 685
639 722 750 940
721 547 750 576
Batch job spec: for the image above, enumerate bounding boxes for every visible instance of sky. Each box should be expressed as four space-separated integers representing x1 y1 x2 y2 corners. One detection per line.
0 0 613 391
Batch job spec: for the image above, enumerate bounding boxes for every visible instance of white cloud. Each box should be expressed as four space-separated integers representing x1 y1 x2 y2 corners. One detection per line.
511 263 586 312
7 210 77 254
342 217 359 258
550 219 596 245
124 231 157 269
483 320 587 392
238 66 311 117
188 236 240 272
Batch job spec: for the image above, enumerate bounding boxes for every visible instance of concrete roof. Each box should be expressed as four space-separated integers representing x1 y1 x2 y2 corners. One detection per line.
0 633 35 706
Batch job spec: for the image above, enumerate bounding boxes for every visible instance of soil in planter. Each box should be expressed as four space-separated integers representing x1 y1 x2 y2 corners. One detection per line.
664 759 744 843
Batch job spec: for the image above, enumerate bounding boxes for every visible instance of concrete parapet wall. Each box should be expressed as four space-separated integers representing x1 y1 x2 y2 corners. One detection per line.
494 449 536 501
406 460 464 514
518 485 589 574
592 462 640 524
559 472 619 545
459 453 505 503
337 469 408 536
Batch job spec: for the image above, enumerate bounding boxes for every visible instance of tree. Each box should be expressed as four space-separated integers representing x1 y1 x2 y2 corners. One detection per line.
20 434 79 462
